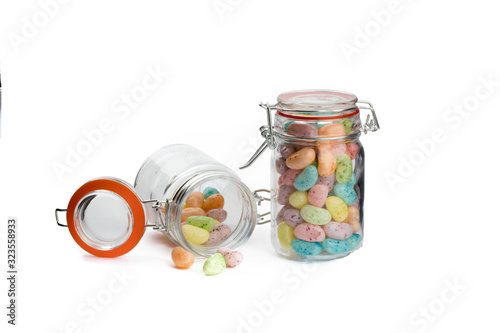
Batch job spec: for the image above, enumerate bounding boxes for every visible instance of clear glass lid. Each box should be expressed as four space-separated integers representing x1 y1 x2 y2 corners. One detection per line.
277 90 358 112
66 178 146 257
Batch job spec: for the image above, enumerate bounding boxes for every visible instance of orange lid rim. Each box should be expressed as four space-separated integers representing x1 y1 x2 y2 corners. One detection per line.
66 178 146 258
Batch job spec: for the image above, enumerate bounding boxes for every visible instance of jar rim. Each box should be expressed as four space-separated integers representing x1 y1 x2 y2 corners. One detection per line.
277 89 358 113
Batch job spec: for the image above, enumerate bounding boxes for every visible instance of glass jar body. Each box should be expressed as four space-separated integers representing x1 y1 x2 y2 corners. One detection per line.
270 91 366 261
134 144 257 257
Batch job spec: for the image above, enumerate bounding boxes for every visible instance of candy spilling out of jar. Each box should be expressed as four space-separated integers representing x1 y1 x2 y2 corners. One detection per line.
181 188 232 246
276 122 362 258
171 246 243 275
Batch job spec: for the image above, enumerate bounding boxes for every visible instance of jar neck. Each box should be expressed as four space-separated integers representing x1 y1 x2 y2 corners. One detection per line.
161 170 257 257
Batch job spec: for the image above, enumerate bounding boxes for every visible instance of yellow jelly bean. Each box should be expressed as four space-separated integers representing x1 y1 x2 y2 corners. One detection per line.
182 224 210 245
289 191 309 209
277 222 296 251
325 196 348 222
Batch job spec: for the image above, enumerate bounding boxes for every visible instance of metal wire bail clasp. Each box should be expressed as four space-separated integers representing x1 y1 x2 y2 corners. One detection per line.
253 189 271 225
240 103 277 169
357 100 380 134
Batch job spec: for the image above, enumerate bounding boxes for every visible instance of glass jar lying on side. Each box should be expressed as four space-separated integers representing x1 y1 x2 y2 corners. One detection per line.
56 144 260 258
243 90 379 261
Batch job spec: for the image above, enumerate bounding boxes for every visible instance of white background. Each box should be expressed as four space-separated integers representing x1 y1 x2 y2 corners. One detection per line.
1 0 499 332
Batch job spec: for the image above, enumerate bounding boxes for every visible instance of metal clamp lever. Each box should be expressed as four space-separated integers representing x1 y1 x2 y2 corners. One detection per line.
55 208 67 227
253 189 271 225
240 103 277 170
357 100 380 134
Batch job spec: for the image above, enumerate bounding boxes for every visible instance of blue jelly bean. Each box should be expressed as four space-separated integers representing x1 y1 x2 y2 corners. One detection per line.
294 165 318 191
291 239 322 258
203 187 219 200
334 183 357 206
346 173 356 187
321 233 362 254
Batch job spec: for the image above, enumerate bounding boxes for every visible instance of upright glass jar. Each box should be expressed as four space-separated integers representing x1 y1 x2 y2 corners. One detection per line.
242 90 379 261
56 144 260 258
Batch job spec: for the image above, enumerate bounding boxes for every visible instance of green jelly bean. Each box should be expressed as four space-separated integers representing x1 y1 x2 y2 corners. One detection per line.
186 216 216 231
335 154 353 184
203 253 226 276
300 205 332 225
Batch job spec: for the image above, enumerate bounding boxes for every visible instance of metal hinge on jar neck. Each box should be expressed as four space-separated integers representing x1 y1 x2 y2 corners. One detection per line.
240 100 380 169
54 199 169 229
253 189 271 225
357 100 380 134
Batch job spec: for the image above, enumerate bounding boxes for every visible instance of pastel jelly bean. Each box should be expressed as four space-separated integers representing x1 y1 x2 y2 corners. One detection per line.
346 142 359 160
206 208 227 223
307 184 329 207
345 206 361 233
283 208 305 227
317 149 336 177
294 223 326 242
286 148 316 170
319 123 345 137
334 183 357 206
289 191 309 209
352 196 360 209
276 157 288 174
330 143 347 157
335 154 353 184
203 187 219 200
203 253 226 276
171 246 195 269
286 123 318 138
346 217 361 233
340 118 353 134
300 205 332 225
346 173 356 187
181 207 206 222
316 173 335 191
217 247 243 267
323 222 353 240
186 216 216 231
204 224 232 245
325 196 348 222
345 233 362 249
182 224 210 245
294 165 318 191
279 169 301 186
278 185 295 205
291 239 322 258
321 233 361 254
277 222 296 251
203 194 225 212
277 204 292 222
186 191 204 208
278 144 296 159
316 123 345 150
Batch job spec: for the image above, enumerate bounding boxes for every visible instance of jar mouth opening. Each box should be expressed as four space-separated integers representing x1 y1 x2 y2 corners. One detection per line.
166 171 257 257
277 89 358 113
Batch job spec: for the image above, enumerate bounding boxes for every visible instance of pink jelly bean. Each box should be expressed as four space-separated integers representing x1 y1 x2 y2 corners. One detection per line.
294 223 326 242
346 143 359 160
330 143 347 157
307 184 329 207
279 169 302 187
